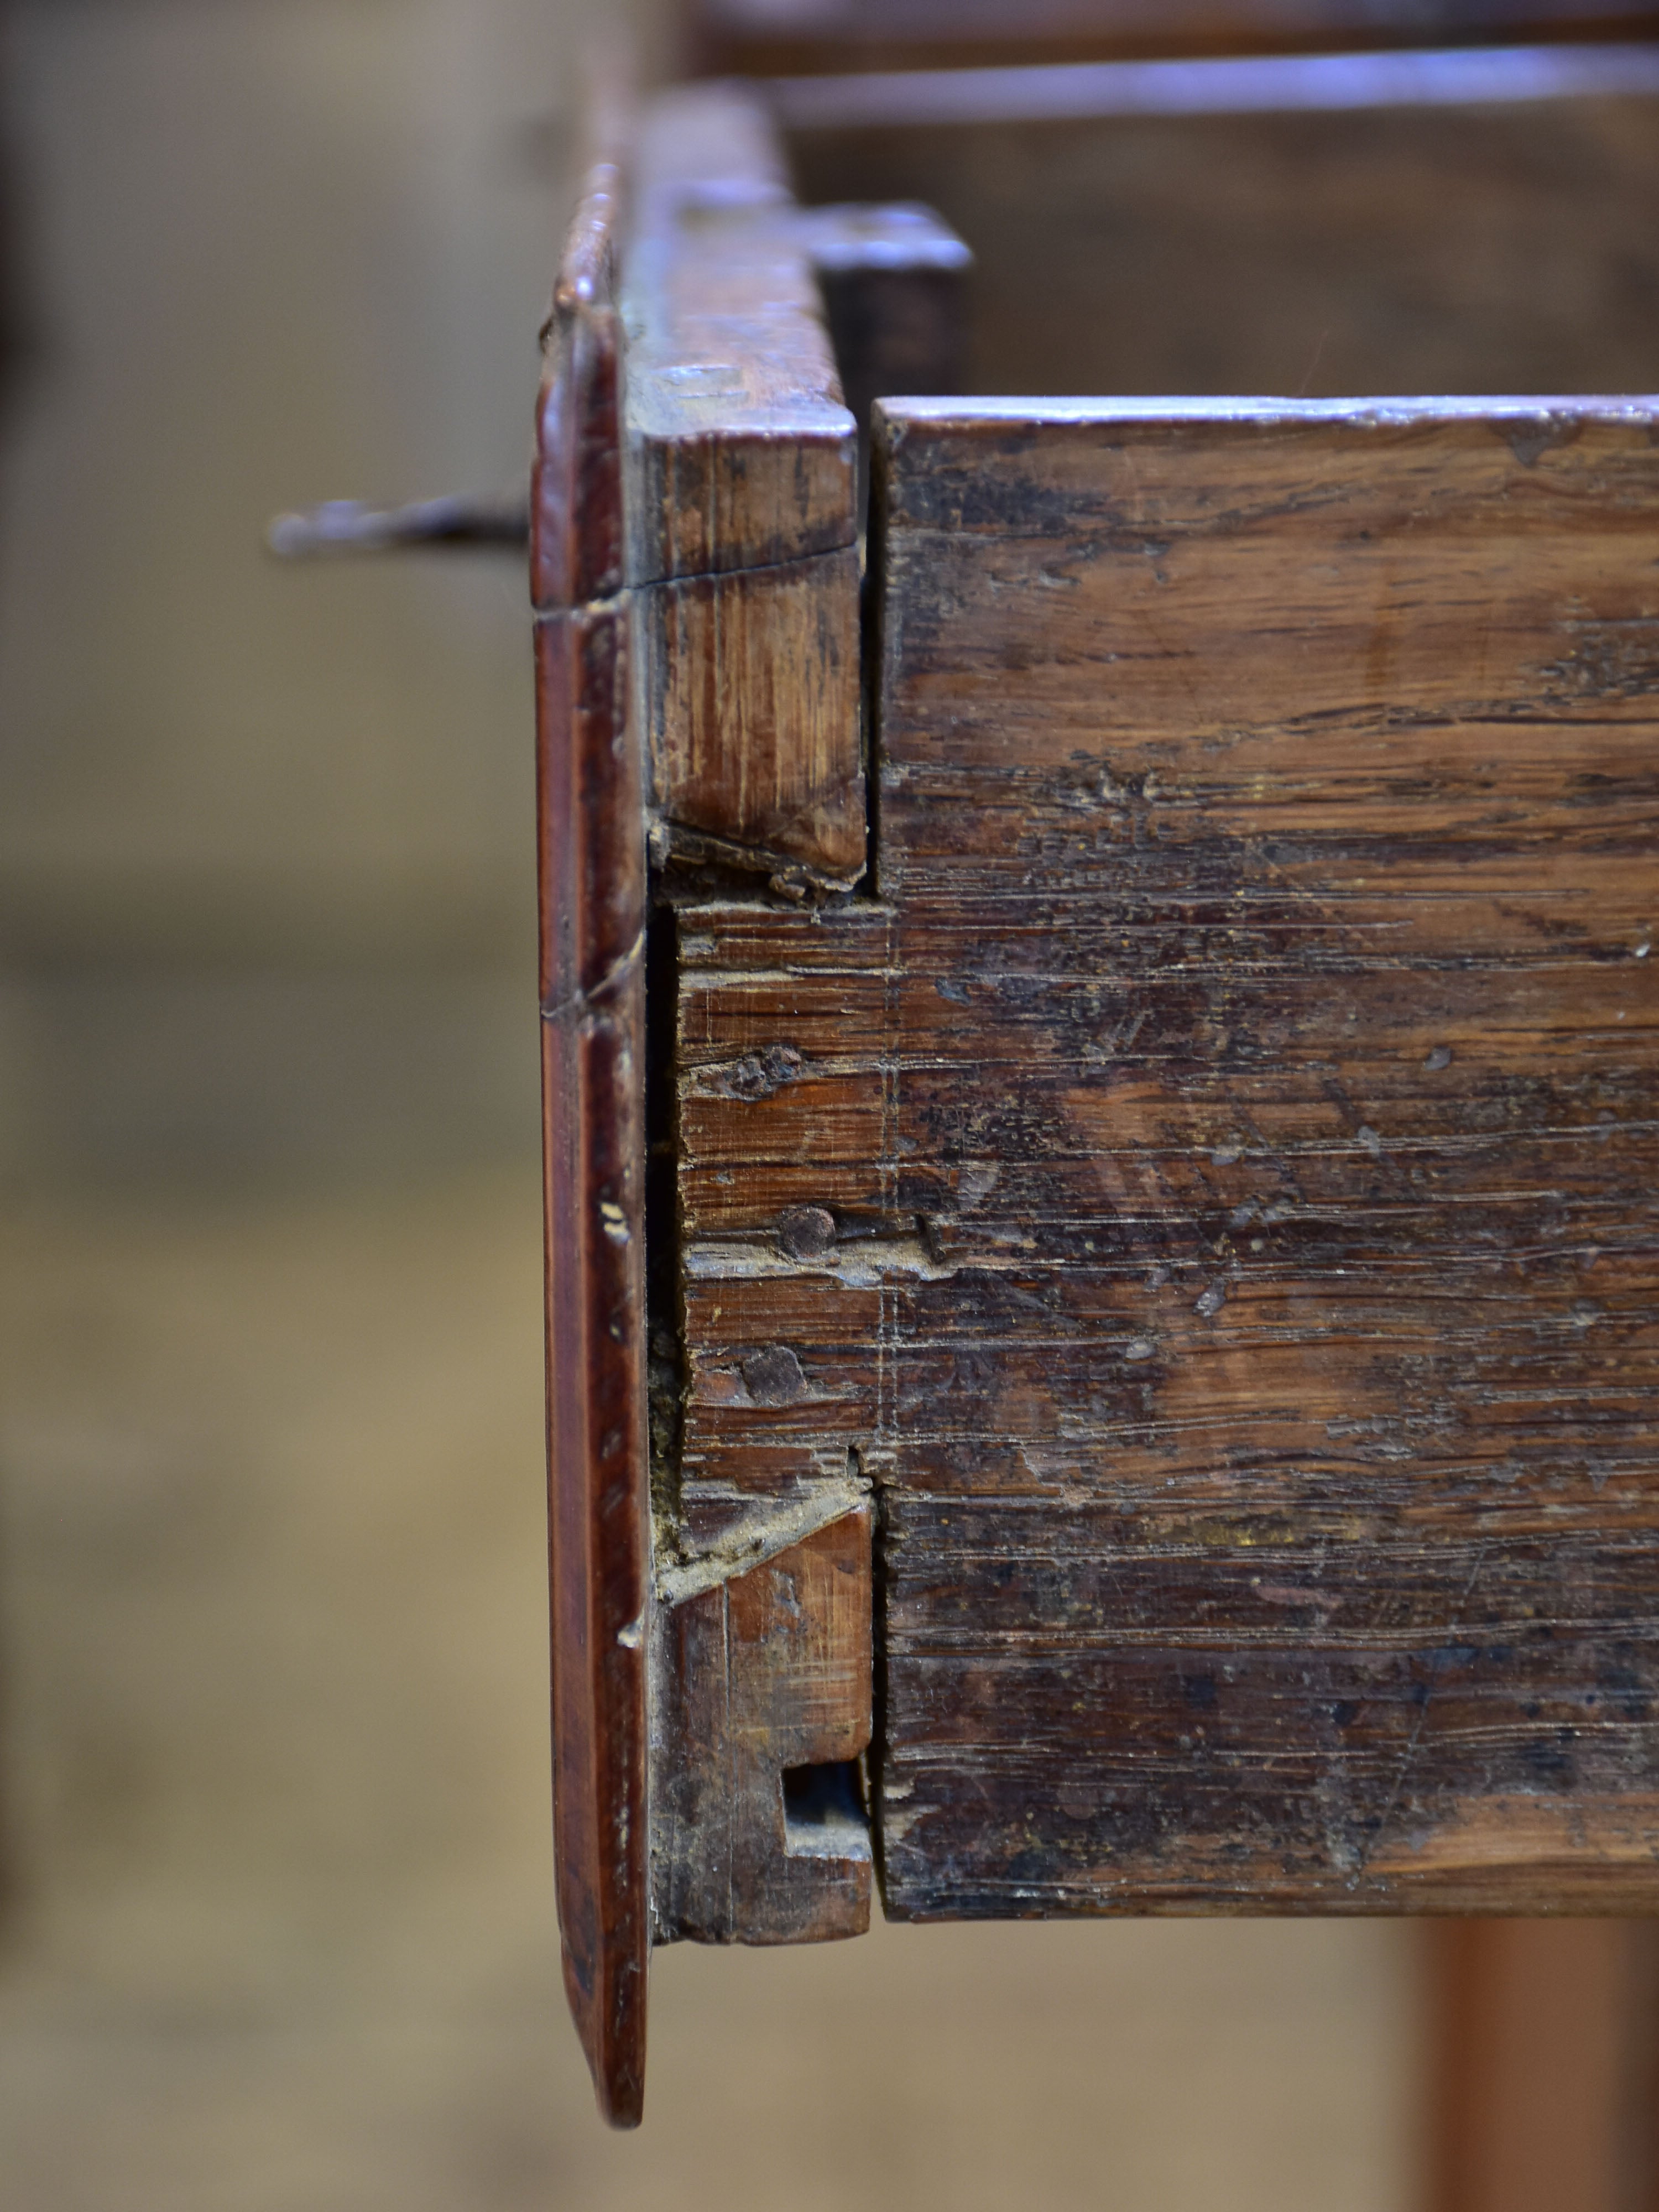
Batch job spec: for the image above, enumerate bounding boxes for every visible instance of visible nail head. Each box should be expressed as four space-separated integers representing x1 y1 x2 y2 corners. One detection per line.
778 1204 837 1260
741 1344 808 1406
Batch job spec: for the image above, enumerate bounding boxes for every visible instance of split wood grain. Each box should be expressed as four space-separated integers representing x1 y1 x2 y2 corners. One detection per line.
539 85 970 2106
538 86 921 2116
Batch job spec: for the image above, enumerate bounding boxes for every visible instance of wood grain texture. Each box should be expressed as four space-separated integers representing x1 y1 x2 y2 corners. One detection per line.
875 398 1659 1914
624 85 864 884
535 159 648 2127
674 398 1659 1919
622 84 854 585
653 1507 874 1943
639 546 864 888
619 86 880 1961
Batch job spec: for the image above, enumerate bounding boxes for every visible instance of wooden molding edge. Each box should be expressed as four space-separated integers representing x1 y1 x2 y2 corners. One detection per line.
535 150 650 2129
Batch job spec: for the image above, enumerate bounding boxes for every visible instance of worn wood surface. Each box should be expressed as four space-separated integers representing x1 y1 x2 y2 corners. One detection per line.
875 398 1659 1913
623 84 864 886
534 149 649 2127
638 545 864 889
535 81 970 2115
550 65 1659 2127
653 1507 874 1943
791 200 971 443
786 77 1659 404
622 84 849 585
534 78 869 2115
697 0 1659 75
628 85 882 1953
674 397 1659 1917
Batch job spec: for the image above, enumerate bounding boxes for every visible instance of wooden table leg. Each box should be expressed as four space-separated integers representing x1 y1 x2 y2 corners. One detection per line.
1425 1922 1659 2212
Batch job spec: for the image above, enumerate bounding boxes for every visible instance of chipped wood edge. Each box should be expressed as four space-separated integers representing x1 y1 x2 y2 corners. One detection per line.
654 1472 870 1606
651 1504 876 1945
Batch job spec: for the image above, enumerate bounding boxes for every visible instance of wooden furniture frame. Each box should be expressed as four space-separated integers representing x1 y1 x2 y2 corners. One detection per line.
536 41 1659 2128
691 0 1659 77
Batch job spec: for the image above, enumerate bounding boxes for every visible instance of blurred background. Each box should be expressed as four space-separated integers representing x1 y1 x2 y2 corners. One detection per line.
0 2 1431 2205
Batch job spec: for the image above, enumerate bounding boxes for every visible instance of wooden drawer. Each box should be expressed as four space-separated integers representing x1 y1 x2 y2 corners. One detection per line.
535 44 1659 2122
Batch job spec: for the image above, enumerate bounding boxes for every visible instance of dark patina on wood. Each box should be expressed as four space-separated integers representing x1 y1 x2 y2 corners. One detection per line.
534 148 650 2127
676 395 1659 1916
871 397 1659 1913
543 53 1659 2130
